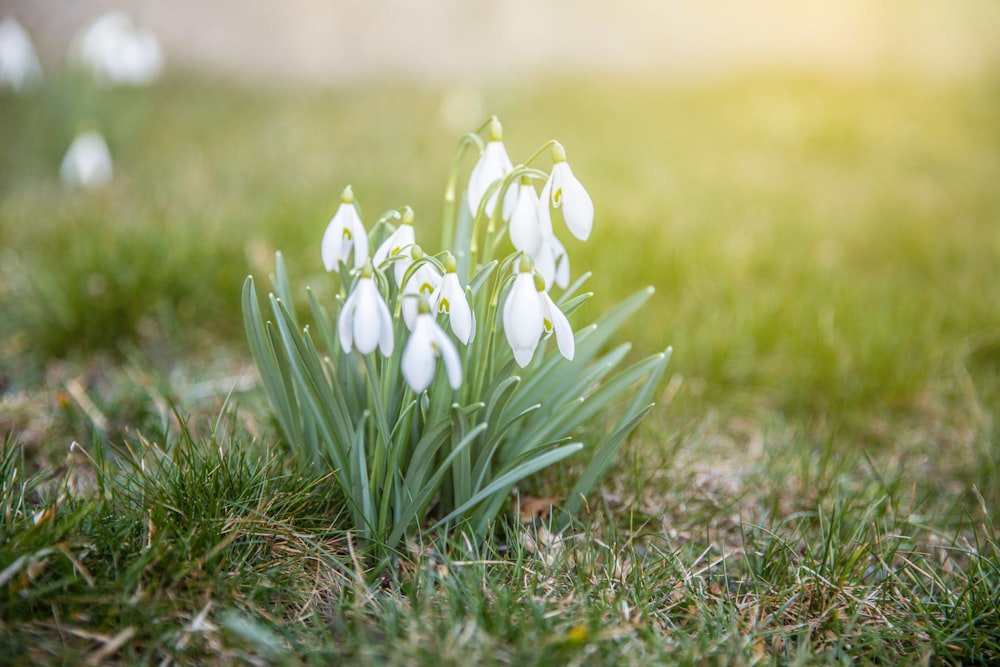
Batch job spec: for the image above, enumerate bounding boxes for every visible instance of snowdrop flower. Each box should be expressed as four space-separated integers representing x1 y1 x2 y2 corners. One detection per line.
533 233 570 290
402 295 462 392
0 18 43 91
538 142 593 242
322 185 369 271
60 131 113 190
401 245 442 329
502 257 545 368
71 12 163 86
338 261 393 356
467 118 513 219
503 257 575 367
506 175 543 256
433 253 474 345
373 206 416 286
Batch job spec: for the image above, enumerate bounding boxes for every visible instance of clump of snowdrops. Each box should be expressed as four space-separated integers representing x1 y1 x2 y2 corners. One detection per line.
243 117 671 562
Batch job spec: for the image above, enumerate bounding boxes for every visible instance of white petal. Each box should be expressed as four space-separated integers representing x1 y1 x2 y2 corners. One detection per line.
542 292 575 361
436 274 474 345
532 242 556 291
509 184 542 255
337 289 356 353
376 290 395 356
467 141 512 217
537 174 555 239
352 280 383 355
433 323 463 389
512 344 536 368
552 162 593 241
321 219 344 272
348 210 369 269
551 235 571 289
402 317 436 392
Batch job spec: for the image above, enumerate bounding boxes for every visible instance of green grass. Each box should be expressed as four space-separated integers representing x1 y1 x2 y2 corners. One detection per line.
1 69 999 663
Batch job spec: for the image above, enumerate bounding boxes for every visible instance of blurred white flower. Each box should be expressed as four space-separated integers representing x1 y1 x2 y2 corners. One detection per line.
70 11 163 86
539 142 593 242
402 296 462 392
338 262 394 356
433 255 474 345
373 206 416 286
533 233 570 291
60 131 113 190
467 118 513 219
0 18 43 91
322 185 369 271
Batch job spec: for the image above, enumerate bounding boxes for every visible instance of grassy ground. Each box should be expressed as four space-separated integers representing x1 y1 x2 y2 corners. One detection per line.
1 69 999 664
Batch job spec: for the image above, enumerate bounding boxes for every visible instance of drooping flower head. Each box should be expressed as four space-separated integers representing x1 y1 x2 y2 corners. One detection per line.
502 255 575 367
373 206 416 286
502 255 545 368
402 294 463 393
322 185 369 271
338 260 393 356
538 142 593 242
401 245 444 330
432 252 475 345
467 117 513 219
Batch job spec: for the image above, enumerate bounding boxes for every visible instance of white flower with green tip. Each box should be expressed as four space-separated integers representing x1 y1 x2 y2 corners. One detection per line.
502 257 545 367
338 261 393 356
373 206 416 286
403 295 463 392
539 284 574 362
401 246 443 330
538 142 593 242
467 118 514 218
322 185 369 271
433 253 475 345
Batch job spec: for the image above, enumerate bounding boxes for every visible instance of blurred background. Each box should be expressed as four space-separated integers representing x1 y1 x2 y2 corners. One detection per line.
12 0 1000 83
2 0 999 481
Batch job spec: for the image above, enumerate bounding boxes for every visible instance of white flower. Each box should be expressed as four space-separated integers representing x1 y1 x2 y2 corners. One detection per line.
338 262 393 356
373 206 416 285
506 177 543 256
467 119 513 218
60 131 113 190
402 296 462 392
0 18 43 92
503 258 575 367
502 260 544 368
401 252 442 330
538 142 593 242
321 185 369 271
71 12 163 86
433 257 474 345
532 233 570 290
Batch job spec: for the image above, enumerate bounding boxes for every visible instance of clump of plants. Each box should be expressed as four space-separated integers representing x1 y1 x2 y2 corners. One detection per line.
243 117 670 563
